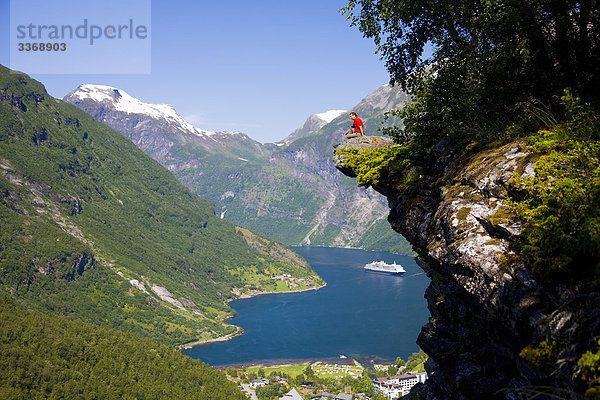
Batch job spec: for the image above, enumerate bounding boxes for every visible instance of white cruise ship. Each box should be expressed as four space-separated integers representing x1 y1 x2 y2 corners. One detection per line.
364 260 406 275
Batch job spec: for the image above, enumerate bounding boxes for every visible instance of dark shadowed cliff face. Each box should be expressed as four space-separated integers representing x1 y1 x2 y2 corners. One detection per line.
334 137 599 399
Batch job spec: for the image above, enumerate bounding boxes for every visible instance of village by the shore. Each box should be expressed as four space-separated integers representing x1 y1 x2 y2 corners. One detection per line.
221 354 428 400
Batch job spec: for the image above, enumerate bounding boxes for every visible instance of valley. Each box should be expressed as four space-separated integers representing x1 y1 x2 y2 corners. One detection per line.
63 83 413 254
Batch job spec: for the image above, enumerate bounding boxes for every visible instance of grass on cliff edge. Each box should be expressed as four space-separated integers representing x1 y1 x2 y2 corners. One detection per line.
507 90 600 290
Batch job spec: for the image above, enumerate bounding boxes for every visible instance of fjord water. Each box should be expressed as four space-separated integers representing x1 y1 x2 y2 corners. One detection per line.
184 247 430 366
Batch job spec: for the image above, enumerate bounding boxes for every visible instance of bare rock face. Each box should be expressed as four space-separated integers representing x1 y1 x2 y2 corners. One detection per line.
334 139 598 399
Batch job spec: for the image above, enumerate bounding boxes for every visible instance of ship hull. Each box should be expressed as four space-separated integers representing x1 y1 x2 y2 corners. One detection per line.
364 268 405 275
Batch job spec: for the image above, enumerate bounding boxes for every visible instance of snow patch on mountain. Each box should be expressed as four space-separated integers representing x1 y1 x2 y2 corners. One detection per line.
315 109 346 123
277 109 348 147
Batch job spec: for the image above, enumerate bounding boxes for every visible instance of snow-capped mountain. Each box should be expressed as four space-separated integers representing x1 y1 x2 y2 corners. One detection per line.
64 85 265 167
66 84 211 136
315 109 347 123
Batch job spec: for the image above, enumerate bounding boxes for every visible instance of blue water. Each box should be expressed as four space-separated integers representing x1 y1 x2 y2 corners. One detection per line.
184 247 430 367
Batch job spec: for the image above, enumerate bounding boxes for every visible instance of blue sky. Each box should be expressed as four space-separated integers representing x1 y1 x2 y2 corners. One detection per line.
1 0 391 143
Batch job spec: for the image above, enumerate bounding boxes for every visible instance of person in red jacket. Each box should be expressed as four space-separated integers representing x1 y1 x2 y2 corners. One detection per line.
344 112 365 138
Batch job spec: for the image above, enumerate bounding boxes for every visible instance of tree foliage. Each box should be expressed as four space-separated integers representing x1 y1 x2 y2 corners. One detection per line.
342 0 600 149
404 350 428 372
0 297 245 399
578 339 600 398
255 382 288 400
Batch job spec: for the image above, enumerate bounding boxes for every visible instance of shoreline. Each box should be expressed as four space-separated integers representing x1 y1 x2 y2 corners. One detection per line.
179 282 327 351
214 358 349 370
179 330 246 350
290 244 413 257
236 281 327 300
179 247 413 352
209 354 392 370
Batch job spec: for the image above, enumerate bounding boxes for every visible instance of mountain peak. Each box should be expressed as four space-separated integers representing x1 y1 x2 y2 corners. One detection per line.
352 83 409 115
277 109 348 146
64 84 264 157
65 84 215 137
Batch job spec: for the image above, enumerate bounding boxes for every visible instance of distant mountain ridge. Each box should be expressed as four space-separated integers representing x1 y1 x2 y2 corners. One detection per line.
277 109 346 146
65 82 413 253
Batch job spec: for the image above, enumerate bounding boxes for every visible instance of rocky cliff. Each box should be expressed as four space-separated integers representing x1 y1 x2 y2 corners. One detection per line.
334 137 599 399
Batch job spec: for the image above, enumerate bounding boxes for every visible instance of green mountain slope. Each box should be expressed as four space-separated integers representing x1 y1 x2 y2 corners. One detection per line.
175 95 414 254
0 65 322 347
0 297 245 399
233 103 412 253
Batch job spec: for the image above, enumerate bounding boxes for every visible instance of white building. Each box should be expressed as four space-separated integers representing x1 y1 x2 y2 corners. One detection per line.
373 372 427 398
249 378 268 389
279 388 303 400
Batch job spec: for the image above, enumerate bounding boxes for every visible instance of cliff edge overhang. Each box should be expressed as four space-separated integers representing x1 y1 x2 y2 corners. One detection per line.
334 136 599 399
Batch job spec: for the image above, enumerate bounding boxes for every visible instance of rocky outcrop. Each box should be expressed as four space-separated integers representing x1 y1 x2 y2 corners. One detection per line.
334 137 598 399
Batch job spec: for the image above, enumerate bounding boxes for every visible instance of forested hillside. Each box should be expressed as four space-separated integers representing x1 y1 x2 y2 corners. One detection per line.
0 64 322 347
0 297 245 399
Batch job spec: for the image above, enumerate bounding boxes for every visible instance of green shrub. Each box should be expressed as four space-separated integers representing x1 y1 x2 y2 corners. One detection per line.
508 93 600 287
339 145 410 187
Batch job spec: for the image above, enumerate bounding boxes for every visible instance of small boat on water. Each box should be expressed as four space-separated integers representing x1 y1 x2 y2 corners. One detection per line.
364 260 406 275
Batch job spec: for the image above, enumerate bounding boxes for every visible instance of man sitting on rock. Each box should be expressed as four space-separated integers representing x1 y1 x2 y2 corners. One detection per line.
344 112 365 138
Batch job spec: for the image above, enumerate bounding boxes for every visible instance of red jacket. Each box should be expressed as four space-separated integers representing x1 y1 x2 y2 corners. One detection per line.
353 117 364 133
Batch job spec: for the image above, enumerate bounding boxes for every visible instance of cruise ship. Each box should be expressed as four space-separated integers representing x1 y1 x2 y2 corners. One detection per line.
364 260 406 275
